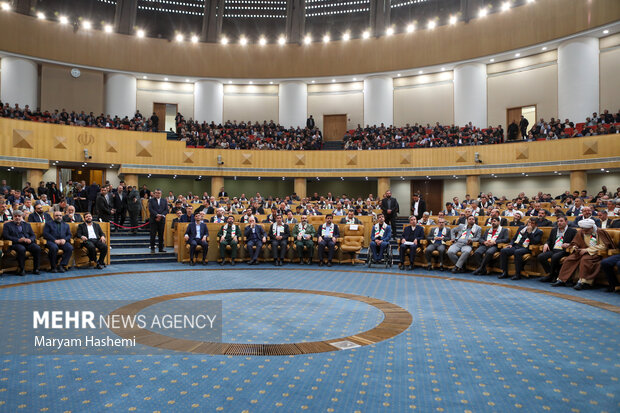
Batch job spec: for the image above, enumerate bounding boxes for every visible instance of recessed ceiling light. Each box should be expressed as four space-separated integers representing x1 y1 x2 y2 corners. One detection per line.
269 81 273 84
352 77 357 81
603 29 609 34
406 24 414 33
185 79 190 82
542 46 547 51
239 36 248 46
331 79 336 82
278 36 286 45
323 34 330 43
449 15 457 25
427 20 436 29
104 24 112 33
311 80 315 83
59 15 69 25
478 8 488 17
515 53 521 57
397 73 401 77
228 80 232 84
136 29 145 38
259 36 267 46
342 32 350 41
386 27 394 36
304 35 312 45
490 58 495 62
418 70 423 74
164 77 168 81
249 81 253 84
501 2 510 12
221 36 228 45
441 67 446 71
82 20 92 30
175 33 183 42
142 75 147 79
1 2 10 11
37 11 45 19
362 30 370 39
191 35 198 43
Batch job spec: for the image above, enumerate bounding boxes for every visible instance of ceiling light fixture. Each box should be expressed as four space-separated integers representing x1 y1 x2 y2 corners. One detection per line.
278 36 286 45
239 36 248 46
104 24 113 33
386 27 394 36
342 32 350 41
37 11 45 19
1 2 10 11
479 8 488 18
501 2 510 12
427 20 436 29
323 34 330 43
259 36 267 46
191 35 198 43
362 30 370 39
82 20 92 30
136 29 145 38
304 35 312 45
175 33 183 42
406 24 414 33
59 15 69 25
449 15 457 25
221 36 228 45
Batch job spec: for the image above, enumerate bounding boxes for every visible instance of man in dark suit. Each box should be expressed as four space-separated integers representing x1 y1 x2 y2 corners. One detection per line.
472 217 510 275
483 209 508 227
113 185 127 228
244 216 266 265
398 215 424 270
410 193 426 221
0 200 12 222
96 187 114 224
184 212 208 265
87 182 100 214
28 201 52 223
339 210 362 225
44 210 73 273
611 219 620 229
2 210 41 275
217 187 228 198
148 189 168 253
535 209 553 227
63 205 83 223
425 217 451 271
499 218 543 280
317 214 339 267
572 207 602 228
381 190 399 237
269 215 290 266
519 115 529 138
127 185 141 235
537 215 577 283
306 115 315 129
76 212 107 269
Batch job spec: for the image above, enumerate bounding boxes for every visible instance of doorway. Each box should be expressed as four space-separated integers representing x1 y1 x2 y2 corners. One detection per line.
153 103 178 133
411 179 444 215
58 167 105 188
323 114 347 141
506 105 536 139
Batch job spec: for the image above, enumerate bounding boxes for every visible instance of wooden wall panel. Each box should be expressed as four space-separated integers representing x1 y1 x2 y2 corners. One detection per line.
0 0 617 78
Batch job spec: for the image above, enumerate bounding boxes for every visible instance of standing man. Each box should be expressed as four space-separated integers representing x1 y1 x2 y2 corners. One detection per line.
96 187 115 225
87 182 100 214
113 185 128 229
380 190 399 238
410 194 426 220
218 215 241 265
76 212 108 269
185 212 208 266
292 215 315 264
519 115 529 139
306 115 315 129
148 189 168 253
127 185 141 235
244 216 266 265
317 214 339 267
2 210 41 275
43 211 74 273
537 216 576 283
269 214 290 266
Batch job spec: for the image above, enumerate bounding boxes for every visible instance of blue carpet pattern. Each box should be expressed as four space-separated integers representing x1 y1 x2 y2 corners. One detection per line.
0 263 618 412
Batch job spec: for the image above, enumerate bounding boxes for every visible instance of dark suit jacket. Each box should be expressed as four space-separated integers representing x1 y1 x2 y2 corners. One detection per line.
380 197 400 216
484 217 508 226
481 227 510 244
268 223 290 241
510 226 543 248
566 206 582 216
127 189 141 212
96 194 113 221
76 222 105 240
244 224 266 241
185 222 209 240
610 219 620 228
544 226 577 249
43 220 72 243
401 225 425 243
28 212 52 223
113 191 128 210
318 223 339 239
148 198 168 221
218 191 228 197
87 184 100 201
339 217 362 225
63 214 83 223
536 218 553 227
456 216 479 225
410 200 427 220
2 220 36 243
180 214 193 223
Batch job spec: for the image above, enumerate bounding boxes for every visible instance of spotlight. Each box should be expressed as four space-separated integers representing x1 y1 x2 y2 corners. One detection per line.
490 58 495 62
191 35 198 43
418 70 423 74
449 15 457 25
311 80 315 83
37 11 45 20
164 77 169 81
603 29 609 34
331 79 336 82
239 36 248 46
323 34 330 43
427 20 436 29
542 47 547 51
278 36 286 45
304 35 312 44
342 32 350 41
221 36 228 45
1 2 10 11
352 77 357 81
228 80 232 84
142 75 147 79
249 81 253 84
406 24 414 33
59 15 69 25
259 36 267 46
515 53 520 57
104 24 113 33
269 81 273 84
386 27 394 36
175 33 184 42
441 67 446 71
501 2 510 12
479 8 488 18
362 30 370 39
397 73 401 77
527 0 535 3
185 79 190 82
82 20 92 30
136 29 145 38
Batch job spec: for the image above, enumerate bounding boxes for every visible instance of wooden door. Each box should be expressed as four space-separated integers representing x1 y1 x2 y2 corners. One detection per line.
323 114 347 141
506 107 523 138
89 169 104 186
411 179 444 215
153 103 167 131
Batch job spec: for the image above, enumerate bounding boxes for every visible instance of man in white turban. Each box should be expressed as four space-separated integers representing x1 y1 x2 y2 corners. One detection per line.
552 218 615 290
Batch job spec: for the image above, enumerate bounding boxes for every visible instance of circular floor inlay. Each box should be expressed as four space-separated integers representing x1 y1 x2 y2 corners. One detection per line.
109 288 413 355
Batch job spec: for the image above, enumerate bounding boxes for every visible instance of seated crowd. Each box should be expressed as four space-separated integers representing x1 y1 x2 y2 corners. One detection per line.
343 109 620 150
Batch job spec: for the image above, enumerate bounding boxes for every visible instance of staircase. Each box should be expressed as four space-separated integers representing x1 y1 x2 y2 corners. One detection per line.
109 221 177 264
358 217 409 264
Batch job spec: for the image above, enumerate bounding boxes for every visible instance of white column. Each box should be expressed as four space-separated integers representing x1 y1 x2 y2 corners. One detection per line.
0 57 38 108
194 80 223 124
363 76 393 127
105 73 136 118
558 37 599 121
454 63 487 128
278 81 307 128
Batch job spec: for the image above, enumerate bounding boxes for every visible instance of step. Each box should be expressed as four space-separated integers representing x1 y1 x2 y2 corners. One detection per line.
110 250 176 260
110 242 151 248
110 236 151 241
112 256 178 264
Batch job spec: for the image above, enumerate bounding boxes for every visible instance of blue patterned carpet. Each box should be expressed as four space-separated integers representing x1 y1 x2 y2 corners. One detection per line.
0 263 618 412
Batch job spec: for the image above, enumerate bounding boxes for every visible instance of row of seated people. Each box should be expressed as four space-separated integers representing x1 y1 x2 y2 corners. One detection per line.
393 215 620 293
0 210 109 276
342 110 620 150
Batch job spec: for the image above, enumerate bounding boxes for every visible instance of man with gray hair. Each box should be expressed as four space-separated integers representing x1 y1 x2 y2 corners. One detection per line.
2 209 41 275
447 215 481 273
